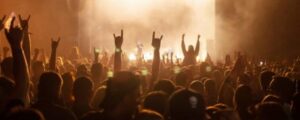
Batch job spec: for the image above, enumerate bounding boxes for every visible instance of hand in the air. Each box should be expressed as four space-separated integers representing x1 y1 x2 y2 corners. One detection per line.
0 15 6 31
18 15 30 31
51 37 60 50
4 17 24 48
152 31 163 49
182 34 185 42
113 29 123 49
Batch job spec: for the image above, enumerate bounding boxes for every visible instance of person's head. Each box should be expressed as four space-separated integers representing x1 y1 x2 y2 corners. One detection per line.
0 77 15 105
61 72 74 98
188 45 194 54
204 79 217 94
168 89 205 120
100 71 140 118
189 80 204 95
254 102 288 120
37 72 63 101
143 91 168 115
261 94 281 104
269 76 295 103
238 73 251 86
6 108 45 120
71 47 80 58
73 77 94 103
175 72 188 87
1 57 13 79
32 61 45 77
91 63 103 82
259 71 275 92
234 85 253 109
153 79 176 96
77 64 89 78
135 109 164 120
91 86 106 109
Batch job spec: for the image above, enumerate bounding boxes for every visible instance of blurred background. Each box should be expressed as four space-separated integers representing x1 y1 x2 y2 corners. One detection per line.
0 0 299 61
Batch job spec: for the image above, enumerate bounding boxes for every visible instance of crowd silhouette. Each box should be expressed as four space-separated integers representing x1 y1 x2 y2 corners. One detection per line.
0 14 299 120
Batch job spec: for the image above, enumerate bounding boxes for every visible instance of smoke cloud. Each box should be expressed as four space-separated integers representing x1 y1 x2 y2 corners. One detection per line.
80 0 215 60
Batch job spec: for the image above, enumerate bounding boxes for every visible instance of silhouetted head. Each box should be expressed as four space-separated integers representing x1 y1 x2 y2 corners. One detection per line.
259 71 275 91
37 72 63 101
61 72 74 98
168 89 205 120
254 102 288 120
204 79 216 94
77 64 89 78
91 63 103 84
234 85 253 109
0 77 15 106
269 76 295 103
189 80 204 95
135 109 164 120
100 71 140 117
153 79 176 96
71 47 80 59
175 72 188 87
91 86 106 109
143 91 168 115
6 108 45 120
238 73 251 86
1 57 13 79
188 45 194 54
73 77 94 102
261 94 281 104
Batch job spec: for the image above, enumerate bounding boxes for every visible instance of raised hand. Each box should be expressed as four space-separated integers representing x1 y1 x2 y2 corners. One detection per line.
113 29 123 49
51 37 60 50
232 55 246 76
182 34 185 42
94 47 100 62
4 17 24 48
0 15 6 31
195 34 200 55
151 32 163 88
152 31 163 49
181 34 187 55
49 37 60 71
33 48 40 61
18 15 30 31
113 30 123 72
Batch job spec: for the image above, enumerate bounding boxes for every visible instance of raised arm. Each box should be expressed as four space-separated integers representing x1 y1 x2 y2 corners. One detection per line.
94 47 100 63
113 29 123 72
49 38 60 71
151 31 163 87
0 15 6 31
19 15 31 69
4 17 30 104
195 34 200 55
181 34 187 56
32 48 40 62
